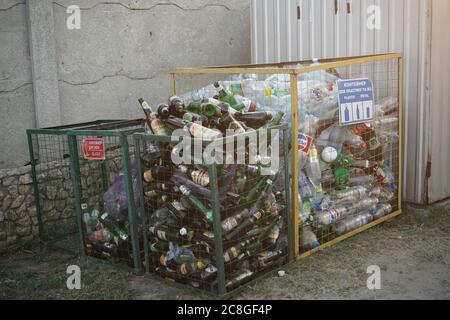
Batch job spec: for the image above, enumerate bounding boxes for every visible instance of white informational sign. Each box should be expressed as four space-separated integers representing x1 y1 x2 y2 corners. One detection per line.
337 78 374 126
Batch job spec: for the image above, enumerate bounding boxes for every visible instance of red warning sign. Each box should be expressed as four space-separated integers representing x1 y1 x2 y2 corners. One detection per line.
82 138 105 160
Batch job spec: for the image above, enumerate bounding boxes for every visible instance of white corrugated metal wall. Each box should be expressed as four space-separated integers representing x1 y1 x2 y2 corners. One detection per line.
250 0 449 205
428 0 450 203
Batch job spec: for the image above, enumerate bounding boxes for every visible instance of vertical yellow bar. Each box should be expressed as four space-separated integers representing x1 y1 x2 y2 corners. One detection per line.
290 72 300 257
397 56 404 211
170 73 176 96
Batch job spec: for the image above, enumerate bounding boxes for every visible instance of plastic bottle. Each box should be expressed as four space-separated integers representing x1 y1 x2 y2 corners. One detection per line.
327 125 347 155
299 170 314 200
333 213 374 236
371 204 393 220
160 246 197 269
333 186 367 200
348 175 376 187
355 198 379 211
305 146 322 191
369 187 395 202
300 228 320 251
314 208 345 226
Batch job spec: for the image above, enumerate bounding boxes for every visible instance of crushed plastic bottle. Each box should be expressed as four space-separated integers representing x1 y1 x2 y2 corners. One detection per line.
333 186 367 200
370 204 393 220
333 212 374 236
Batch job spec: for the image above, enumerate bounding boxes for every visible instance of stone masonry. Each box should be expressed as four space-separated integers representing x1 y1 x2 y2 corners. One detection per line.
0 147 125 253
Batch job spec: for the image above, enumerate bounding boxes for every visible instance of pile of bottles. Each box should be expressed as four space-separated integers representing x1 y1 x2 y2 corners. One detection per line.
137 81 285 140
297 95 399 251
137 84 289 291
168 68 399 253
82 207 134 264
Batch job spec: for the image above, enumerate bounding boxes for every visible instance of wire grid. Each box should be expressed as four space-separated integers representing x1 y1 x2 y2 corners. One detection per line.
29 132 78 251
70 124 145 269
297 58 400 253
136 126 290 293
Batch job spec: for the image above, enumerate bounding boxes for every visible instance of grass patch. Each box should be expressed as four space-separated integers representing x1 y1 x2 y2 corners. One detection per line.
0 250 134 300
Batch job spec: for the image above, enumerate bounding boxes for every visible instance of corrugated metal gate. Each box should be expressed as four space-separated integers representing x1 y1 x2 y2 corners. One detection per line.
251 0 450 205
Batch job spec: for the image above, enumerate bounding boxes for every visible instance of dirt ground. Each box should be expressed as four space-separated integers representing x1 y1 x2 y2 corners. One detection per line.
1 202 450 300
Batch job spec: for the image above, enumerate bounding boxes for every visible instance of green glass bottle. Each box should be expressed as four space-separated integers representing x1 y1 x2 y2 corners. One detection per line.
182 112 209 125
150 240 171 253
149 225 194 243
186 100 220 118
179 185 214 223
270 111 286 126
214 81 238 106
91 209 128 241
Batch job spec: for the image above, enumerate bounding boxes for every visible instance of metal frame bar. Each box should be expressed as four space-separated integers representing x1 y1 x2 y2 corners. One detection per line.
134 137 150 274
298 210 402 259
119 135 142 273
289 72 300 257
67 134 86 256
26 130 45 243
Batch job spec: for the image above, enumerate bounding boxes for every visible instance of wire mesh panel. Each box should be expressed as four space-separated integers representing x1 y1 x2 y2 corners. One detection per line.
26 120 126 253
67 120 145 271
296 57 402 256
169 53 403 262
134 124 292 296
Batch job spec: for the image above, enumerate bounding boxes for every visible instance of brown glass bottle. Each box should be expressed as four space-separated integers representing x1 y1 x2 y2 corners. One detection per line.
168 96 186 117
234 111 273 129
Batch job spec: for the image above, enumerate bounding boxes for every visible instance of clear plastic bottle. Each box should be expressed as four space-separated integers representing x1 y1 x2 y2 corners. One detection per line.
345 131 367 154
314 208 346 226
369 187 395 202
333 186 367 200
333 213 374 236
327 125 347 155
371 204 393 220
348 175 376 187
355 198 379 211
300 228 320 251
299 170 314 200
305 146 323 194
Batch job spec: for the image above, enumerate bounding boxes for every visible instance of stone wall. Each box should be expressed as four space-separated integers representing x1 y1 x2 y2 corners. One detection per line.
0 144 127 253
0 165 39 252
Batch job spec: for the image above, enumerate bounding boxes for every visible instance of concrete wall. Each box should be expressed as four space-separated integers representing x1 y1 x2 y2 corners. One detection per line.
0 1 35 168
0 0 251 168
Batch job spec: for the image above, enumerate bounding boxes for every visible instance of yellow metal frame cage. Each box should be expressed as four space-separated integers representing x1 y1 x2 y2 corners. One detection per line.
169 53 403 260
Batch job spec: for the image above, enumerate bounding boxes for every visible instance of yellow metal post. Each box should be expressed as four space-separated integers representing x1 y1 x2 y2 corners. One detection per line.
290 72 300 257
170 73 176 96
